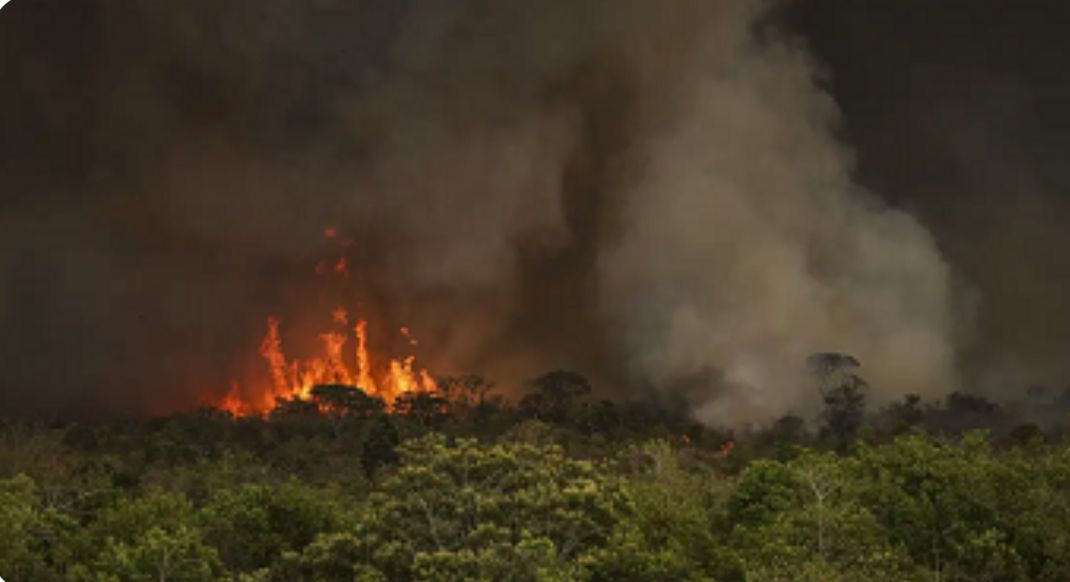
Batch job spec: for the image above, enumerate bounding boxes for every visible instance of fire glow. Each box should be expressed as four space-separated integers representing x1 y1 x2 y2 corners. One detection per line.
214 228 437 416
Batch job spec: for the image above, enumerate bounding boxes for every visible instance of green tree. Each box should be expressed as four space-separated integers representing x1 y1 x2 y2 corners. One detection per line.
294 434 625 581
584 441 743 581
852 433 1066 581
197 481 339 574
91 526 226 582
89 489 194 544
0 474 88 580
729 450 924 581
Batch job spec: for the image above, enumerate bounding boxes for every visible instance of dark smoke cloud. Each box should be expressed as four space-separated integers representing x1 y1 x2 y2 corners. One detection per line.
0 0 1062 422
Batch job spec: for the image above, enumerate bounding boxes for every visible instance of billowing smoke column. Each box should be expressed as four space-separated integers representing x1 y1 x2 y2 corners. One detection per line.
0 0 960 422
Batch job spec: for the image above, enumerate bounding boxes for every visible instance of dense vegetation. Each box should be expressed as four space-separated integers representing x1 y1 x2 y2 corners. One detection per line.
2 369 1069 581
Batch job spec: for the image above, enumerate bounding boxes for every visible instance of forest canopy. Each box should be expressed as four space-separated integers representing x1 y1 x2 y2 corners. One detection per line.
1 371 1068 581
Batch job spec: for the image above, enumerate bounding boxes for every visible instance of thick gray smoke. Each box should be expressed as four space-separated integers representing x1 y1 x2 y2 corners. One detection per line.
1 0 962 422
791 0 1070 401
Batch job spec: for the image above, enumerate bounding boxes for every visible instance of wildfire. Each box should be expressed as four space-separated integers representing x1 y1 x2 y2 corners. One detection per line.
213 227 438 416
215 311 438 416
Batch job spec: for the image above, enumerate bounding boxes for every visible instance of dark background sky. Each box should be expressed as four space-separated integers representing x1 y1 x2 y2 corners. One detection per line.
2 0 1070 418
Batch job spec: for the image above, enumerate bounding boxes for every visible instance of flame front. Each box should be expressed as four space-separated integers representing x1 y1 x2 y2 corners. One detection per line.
217 311 438 416
211 227 439 416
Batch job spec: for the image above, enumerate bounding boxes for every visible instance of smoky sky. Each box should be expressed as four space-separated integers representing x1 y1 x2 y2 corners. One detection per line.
1 0 1068 422
786 0 1070 396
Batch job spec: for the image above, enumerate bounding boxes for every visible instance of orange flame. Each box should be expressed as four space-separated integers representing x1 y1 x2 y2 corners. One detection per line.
354 319 377 396
212 226 438 416
217 308 438 416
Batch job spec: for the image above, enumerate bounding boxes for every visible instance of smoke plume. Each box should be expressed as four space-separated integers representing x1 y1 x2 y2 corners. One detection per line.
0 0 970 422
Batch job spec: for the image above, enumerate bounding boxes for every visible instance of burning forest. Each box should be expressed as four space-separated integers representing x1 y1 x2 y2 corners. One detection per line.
4 0 1070 580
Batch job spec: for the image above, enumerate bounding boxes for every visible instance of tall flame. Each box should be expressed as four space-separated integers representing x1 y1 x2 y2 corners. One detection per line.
217 311 437 416
213 227 438 416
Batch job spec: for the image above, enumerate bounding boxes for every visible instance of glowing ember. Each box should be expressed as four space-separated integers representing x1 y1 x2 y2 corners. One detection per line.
332 307 348 325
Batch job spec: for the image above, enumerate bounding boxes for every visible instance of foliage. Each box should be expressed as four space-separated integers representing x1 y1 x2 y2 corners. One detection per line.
0 379 1069 581
583 440 744 581
89 526 226 582
197 480 340 574
291 434 625 580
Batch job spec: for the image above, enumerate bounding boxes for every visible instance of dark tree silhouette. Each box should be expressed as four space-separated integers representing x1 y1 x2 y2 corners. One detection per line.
392 390 450 428
806 353 861 378
437 374 495 406
878 393 925 436
520 370 592 423
808 352 868 450
269 397 320 420
361 414 400 477
310 384 384 418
